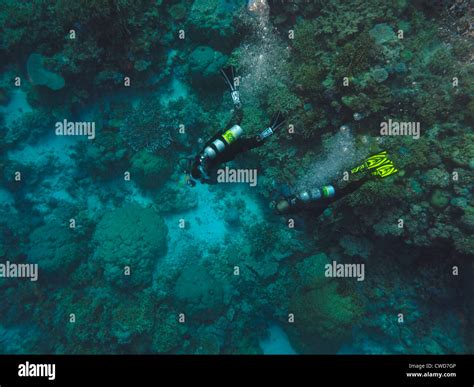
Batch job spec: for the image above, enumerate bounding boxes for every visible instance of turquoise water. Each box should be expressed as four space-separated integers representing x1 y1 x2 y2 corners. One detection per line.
0 0 472 354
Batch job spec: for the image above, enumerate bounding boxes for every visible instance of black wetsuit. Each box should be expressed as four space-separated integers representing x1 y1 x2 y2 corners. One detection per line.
191 108 264 183
276 175 369 216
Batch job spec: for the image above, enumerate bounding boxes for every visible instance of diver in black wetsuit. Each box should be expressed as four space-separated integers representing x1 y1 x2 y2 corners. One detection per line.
185 66 286 185
271 150 399 216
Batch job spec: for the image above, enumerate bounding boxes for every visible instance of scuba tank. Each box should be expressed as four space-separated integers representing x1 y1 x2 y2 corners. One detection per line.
275 185 336 214
202 124 244 160
296 186 336 203
273 150 399 215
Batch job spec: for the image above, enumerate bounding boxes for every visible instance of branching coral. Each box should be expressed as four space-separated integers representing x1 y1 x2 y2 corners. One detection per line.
119 97 175 153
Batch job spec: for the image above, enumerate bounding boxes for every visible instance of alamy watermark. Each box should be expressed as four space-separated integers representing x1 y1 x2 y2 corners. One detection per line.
217 166 258 187
18 362 55 381
380 119 420 139
325 260 365 281
55 119 95 139
0 261 38 281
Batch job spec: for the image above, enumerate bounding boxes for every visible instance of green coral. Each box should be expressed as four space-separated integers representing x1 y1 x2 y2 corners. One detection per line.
53 289 114 353
188 45 228 86
428 47 456 76
187 0 239 47
130 150 173 190
333 32 378 79
173 265 225 322
292 62 326 96
27 223 86 279
266 83 302 114
3 108 56 147
111 293 155 350
288 252 364 352
294 253 331 290
349 178 406 207
77 127 131 180
169 3 187 21
153 180 198 213
369 23 397 44
27 53 65 90
430 189 450 209
152 308 186 353
341 84 393 114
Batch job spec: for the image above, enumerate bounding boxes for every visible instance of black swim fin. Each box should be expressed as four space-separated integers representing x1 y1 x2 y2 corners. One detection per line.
220 66 238 91
269 111 286 132
257 111 286 141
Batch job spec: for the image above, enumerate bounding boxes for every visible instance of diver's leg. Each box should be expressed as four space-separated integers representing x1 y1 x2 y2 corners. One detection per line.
221 66 241 108
256 111 286 140
335 175 369 200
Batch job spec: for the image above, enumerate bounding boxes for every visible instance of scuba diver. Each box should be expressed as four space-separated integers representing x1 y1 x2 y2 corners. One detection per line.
271 151 399 216
184 66 286 186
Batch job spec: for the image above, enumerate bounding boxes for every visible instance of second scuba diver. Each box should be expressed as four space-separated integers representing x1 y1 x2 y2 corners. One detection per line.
271 150 399 217
185 66 286 186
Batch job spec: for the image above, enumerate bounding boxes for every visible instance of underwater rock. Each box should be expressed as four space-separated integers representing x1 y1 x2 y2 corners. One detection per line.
26 53 65 90
0 88 9 105
224 207 241 228
130 150 173 190
92 204 168 289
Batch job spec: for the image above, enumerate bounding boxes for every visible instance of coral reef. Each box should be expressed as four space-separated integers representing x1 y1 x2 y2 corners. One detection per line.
26 53 65 90
91 204 168 289
0 0 471 357
187 45 228 90
27 222 86 279
130 150 173 190
173 264 225 322
287 253 364 353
